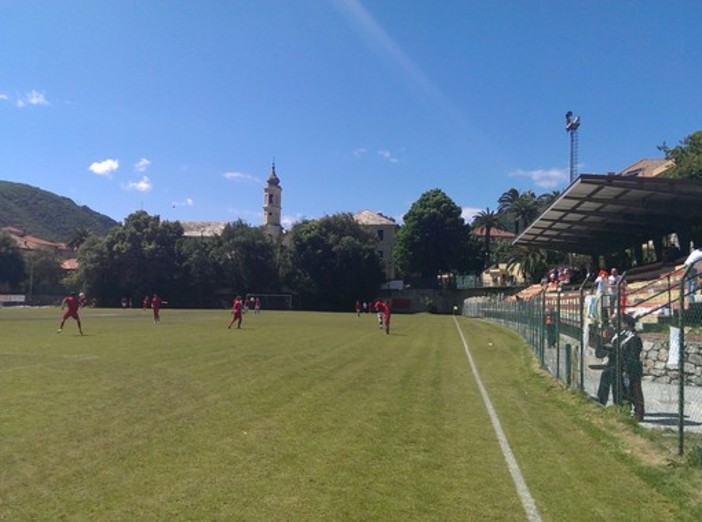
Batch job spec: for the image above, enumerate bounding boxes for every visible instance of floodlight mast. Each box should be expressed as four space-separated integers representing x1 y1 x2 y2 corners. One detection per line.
565 111 581 182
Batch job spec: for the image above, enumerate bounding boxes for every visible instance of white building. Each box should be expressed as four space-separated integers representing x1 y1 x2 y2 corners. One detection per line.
353 210 399 280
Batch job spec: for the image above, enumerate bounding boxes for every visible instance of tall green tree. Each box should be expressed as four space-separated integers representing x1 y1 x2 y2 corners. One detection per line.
507 245 548 284
393 189 472 278
659 130 702 179
76 211 183 305
472 207 501 268
284 214 383 310
176 235 224 306
24 249 65 294
219 220 280 294
66 226 91 251
537 190 561 211
0 231 25 291
498 188 521 214
659 130 702 247
511 191 540 234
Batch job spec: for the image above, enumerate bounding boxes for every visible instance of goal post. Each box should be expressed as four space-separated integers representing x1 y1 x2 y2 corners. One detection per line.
245 293 294 310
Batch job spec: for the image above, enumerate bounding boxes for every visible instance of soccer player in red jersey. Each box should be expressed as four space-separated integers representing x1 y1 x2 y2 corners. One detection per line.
151 294 167 323
58 292 83 334
374 299 385 329
228 296 243 329
382 300 392 335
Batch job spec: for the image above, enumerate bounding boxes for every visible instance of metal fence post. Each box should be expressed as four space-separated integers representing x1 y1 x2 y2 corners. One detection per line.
678 265 692 456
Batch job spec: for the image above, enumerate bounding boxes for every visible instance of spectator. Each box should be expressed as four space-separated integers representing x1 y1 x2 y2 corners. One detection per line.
684 248 702 307
619 314 644 421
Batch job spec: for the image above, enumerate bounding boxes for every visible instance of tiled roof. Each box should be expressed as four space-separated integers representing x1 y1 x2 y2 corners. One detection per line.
180 221 228 237
61 258 79 270
353 210 397 226
1 227 68 251
617 158 673 178
471 226 516 238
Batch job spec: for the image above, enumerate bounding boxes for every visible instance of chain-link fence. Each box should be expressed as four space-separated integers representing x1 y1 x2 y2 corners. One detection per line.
464 259 702 456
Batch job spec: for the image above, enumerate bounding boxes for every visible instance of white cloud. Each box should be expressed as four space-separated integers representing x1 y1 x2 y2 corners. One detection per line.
353 147 368 158
125 176 152 192
89 158 120 177
0 93 9 101
281 213 304 229
509 168 568 189
134 158 151 173
377 149 399 163
16 90 50 108
172 198 194 207
461 207 482 223
223 171 260 183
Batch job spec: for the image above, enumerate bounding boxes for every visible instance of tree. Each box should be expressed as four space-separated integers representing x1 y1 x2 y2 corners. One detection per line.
67 226 91 251
24 249 65 294
393 189 472 278
498 188 521 214
659 130 702 247
75 211 183 305
472 207 501 268
511 191 540 234
284 214 384 310
507 245 548 284
0 231 25 291
219 220 280 294
659 130 702 179
176 235 224 306
537 190 561 211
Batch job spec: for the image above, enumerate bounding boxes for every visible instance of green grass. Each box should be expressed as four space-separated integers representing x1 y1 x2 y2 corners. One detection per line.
1 308 701 520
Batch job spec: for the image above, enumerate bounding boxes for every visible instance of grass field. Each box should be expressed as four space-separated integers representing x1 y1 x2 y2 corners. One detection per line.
2 307 702 520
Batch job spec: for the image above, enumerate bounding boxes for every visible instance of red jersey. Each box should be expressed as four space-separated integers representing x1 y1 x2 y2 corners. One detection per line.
64 295 81 313
152 296 162 310
233 299 242 313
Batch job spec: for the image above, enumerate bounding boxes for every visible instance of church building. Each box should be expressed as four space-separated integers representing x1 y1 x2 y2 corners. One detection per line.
263 163 283 239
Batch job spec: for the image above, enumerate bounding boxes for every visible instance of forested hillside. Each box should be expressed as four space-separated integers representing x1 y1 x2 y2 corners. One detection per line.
0 181 118 242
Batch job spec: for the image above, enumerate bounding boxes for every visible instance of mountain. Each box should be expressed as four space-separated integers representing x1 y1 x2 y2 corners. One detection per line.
0 181 118 242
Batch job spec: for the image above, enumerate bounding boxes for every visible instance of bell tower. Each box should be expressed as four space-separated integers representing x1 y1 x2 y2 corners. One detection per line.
263 162 283 239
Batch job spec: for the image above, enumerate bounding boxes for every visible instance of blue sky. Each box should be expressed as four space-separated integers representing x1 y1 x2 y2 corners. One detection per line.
1 1 700 228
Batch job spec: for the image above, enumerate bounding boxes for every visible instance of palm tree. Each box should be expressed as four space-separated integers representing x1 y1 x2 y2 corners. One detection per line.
67 227 91 251
507 245 548 284
537 190 561 212
511 192 540 234
472 207 501 269
498 188 520 214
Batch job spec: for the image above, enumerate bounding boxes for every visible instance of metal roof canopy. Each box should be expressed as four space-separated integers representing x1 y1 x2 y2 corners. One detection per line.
513 174 702 255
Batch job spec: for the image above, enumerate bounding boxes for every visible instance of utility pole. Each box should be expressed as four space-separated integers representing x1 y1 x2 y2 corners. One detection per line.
565 111 581 182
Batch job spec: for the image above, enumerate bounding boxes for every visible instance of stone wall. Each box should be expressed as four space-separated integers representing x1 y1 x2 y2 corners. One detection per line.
547 331 702 388
641 336 702 386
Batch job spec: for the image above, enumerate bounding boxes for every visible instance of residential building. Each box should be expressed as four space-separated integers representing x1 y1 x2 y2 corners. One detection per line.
353 210 399 280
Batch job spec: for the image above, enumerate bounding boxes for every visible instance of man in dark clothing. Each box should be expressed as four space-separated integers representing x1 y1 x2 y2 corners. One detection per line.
595 316 644 421
619 315 645 421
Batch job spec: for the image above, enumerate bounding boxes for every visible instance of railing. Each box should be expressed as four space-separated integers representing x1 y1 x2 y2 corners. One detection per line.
463 261 702 457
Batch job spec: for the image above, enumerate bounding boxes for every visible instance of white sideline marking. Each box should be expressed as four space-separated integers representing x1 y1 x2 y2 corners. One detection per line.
453 316 542 522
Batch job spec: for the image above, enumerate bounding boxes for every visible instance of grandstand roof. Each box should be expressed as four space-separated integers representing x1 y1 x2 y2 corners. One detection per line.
513 174 702 255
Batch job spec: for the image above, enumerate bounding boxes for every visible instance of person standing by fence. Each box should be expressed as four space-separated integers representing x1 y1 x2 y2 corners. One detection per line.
619 314 645 421
545 305 557 348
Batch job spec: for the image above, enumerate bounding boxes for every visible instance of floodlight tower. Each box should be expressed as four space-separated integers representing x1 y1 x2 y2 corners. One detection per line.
565 111 581 182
